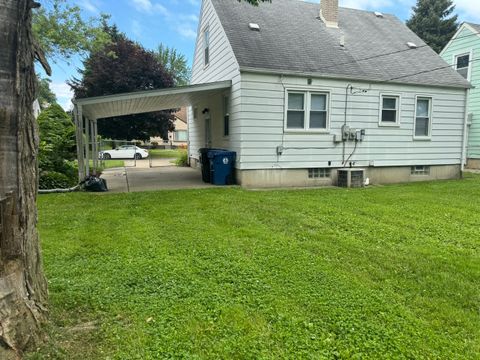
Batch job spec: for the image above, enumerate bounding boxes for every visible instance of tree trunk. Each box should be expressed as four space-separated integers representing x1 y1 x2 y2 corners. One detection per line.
0 0 48 358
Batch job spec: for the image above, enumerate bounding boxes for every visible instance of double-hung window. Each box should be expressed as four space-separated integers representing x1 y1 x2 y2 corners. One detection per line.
380 95 400 125
204 28 210 66
414 97 432 139
286 91 329 131
455 53 470 79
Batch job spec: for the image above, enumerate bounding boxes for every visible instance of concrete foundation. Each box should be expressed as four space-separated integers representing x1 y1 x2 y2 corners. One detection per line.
466 158 480 169
236 165 461 188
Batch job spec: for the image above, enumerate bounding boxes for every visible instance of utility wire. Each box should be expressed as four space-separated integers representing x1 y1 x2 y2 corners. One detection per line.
317 31 480 73
385 57 480 82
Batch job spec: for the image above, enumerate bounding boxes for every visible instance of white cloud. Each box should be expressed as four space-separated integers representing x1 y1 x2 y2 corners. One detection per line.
131 0 170 16
339 0 393 11
132 20 142 39
80 0 100 14
176 26 197 40
50 82 74 111
456 0 480 23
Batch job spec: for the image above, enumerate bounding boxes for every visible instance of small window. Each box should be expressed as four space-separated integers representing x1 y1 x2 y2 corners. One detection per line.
175 130 187 142
308 168 331 179
455 54 470 79
223 95 230 137
414 97 432 138
204 28 210 66
380 95 399 125
411 165 430 176
286 91 329 131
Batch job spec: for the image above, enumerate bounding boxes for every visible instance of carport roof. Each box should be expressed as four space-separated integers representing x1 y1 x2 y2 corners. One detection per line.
73 80 231 120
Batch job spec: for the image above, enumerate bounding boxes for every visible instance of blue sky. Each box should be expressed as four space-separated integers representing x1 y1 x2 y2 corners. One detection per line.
44 0 480 110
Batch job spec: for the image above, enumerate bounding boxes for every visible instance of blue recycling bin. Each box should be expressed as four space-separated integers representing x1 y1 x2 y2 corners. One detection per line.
207 150 236 185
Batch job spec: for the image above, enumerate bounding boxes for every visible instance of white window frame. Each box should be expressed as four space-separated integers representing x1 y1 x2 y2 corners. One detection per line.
284 88 331 133
308 168 331 179
411 165 430 176
379 94 401 127
223 94 230 137
203 26 210 68
413 96 433 140
453 51 472 81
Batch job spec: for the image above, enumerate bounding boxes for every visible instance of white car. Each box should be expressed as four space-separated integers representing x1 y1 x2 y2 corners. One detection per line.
100 145 149 160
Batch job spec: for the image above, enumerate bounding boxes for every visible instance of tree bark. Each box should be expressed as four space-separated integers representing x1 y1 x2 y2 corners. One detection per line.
0 0 48 358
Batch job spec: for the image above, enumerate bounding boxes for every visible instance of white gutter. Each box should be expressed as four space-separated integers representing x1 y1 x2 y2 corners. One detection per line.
461 88 470 172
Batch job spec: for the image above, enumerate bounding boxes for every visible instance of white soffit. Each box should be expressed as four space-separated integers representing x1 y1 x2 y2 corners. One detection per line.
74 80 232 120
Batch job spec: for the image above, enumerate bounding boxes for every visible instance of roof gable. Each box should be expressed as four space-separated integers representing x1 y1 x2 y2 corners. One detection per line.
441 22 480 57
211 0 469 88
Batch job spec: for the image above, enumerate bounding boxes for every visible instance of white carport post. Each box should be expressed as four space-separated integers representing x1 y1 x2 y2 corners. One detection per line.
74 104 86 181
93 119 99 175
84 117 90 177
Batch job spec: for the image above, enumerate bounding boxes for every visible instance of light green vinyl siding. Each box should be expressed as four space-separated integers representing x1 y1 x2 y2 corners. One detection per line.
441 26 480 158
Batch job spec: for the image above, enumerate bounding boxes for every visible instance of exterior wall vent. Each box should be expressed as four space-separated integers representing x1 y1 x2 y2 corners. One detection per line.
374 11 384 18
337 168 365 188
406 42 418 49
249 23 260 31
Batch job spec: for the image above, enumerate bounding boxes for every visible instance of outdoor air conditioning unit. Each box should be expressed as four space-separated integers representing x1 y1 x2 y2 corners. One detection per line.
337 168 365 188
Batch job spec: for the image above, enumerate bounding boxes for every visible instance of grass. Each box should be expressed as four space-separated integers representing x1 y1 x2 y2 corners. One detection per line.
32 176 480 359
149 149 185 159
88 159 125 172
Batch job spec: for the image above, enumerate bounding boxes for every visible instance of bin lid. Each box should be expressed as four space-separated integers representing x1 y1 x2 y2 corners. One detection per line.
207 150 236 158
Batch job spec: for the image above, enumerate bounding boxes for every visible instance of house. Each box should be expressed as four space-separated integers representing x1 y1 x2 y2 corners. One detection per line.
441 22 480 169
150 108 188 148
186 0 471 188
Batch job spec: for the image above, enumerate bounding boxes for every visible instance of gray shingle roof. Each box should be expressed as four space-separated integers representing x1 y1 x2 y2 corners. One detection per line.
466 22 480 33
211 0 470 88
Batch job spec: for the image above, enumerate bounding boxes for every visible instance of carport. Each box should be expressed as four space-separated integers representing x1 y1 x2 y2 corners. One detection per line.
72 80 231 181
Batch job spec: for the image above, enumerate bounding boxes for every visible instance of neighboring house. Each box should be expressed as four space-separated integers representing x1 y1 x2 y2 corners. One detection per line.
187 0 470 188
33 99 41 119
441 23 480 169
150 108 188 147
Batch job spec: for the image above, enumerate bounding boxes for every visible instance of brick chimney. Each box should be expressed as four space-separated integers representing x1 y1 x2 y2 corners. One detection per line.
320 0 339 28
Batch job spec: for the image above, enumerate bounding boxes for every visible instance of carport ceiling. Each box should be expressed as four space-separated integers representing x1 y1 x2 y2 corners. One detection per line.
73 80 231 120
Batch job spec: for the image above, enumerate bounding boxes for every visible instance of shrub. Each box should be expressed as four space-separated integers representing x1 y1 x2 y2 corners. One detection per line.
39 171 76 190
175 151 189 167
151 141 158 149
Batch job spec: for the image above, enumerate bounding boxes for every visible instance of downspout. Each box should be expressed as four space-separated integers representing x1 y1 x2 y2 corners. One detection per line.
461 87 470 173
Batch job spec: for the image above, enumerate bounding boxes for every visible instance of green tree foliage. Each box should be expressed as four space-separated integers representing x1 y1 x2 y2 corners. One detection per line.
155 44 191 86
37 75 57 108
406 0 458 53
33 0 111 62
37 104 77 187
69 26 176 141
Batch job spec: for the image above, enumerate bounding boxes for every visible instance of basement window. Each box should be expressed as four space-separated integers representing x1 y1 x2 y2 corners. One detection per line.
308 168 331 179
411 165 430 176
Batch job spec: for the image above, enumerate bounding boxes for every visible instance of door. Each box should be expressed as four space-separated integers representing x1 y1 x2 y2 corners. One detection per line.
205 115 212 148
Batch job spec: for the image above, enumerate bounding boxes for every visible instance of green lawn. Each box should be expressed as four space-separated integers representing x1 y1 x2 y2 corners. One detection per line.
149 149 185 159
88 159 125 170
32 176 480 359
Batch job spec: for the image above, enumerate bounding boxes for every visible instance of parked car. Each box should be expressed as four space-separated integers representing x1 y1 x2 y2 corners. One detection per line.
99 145 149 160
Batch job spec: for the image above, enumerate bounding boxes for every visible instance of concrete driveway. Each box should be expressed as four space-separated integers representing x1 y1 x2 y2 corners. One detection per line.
101 166 215 193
